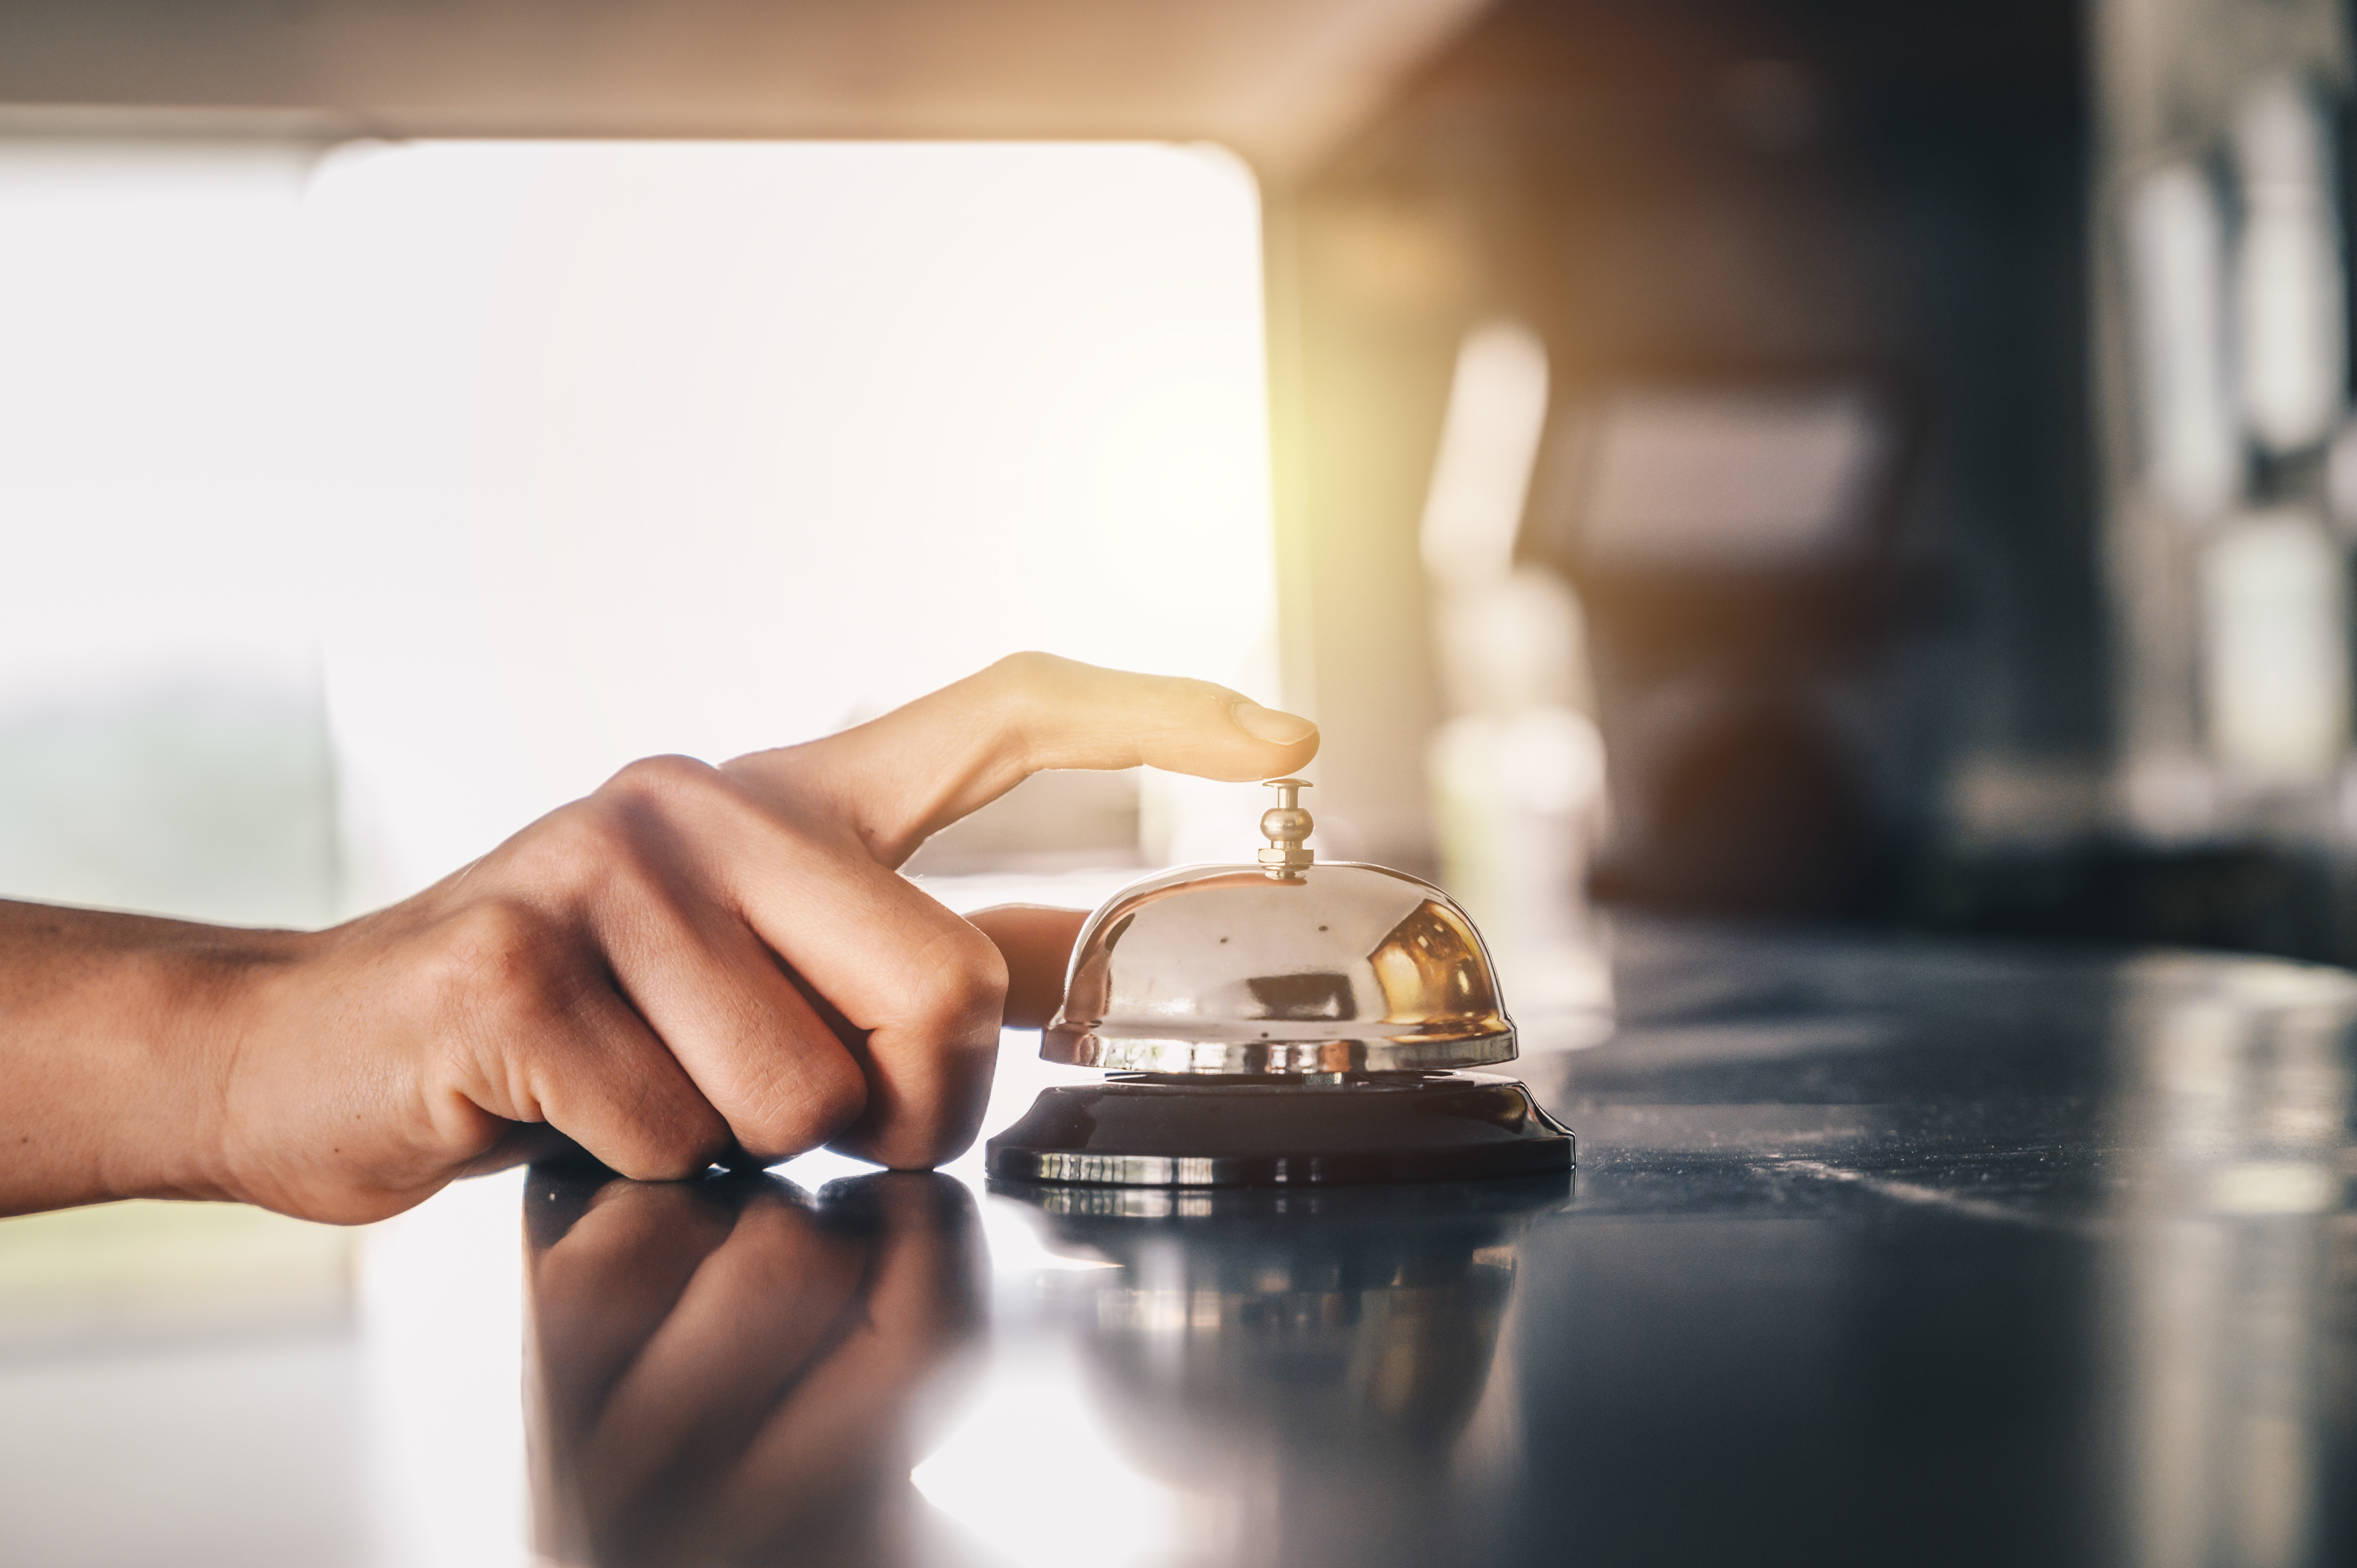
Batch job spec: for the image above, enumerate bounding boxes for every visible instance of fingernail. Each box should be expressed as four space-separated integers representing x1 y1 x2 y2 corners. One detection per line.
1233 701 1317 746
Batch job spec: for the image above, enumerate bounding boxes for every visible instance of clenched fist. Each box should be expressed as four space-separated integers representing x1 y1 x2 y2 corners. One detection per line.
0 655 1318 1221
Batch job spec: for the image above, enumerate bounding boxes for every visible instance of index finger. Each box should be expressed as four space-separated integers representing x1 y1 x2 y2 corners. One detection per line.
722 653 1318 867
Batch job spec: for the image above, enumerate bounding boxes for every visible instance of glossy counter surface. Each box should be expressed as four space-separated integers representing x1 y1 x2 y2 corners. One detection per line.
525 920 2357 1568
7 918 2355 1568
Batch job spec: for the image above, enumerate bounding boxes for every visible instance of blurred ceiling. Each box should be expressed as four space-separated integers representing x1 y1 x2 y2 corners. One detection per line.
0 0 1493 176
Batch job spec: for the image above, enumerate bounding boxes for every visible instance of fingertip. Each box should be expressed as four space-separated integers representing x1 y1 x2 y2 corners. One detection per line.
826 1126 952 1174
1269 732 1321 771
1231 699 1318 749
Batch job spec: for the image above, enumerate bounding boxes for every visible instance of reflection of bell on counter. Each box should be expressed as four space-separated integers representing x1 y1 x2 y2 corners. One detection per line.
986 779 1575 1187
1027 1179 1563 1566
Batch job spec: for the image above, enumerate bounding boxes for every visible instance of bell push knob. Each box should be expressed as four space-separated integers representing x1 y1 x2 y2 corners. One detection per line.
1258 778 1315 880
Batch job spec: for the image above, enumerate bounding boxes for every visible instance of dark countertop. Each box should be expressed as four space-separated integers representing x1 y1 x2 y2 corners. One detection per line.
523 919 2357 1568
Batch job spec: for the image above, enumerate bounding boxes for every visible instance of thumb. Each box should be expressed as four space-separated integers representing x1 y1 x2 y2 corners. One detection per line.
726 653 1317 866
964 905 1089 1028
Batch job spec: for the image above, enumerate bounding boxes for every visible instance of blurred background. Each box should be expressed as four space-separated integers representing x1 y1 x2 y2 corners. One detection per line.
6 0 2357 1561
17 0 2357 1007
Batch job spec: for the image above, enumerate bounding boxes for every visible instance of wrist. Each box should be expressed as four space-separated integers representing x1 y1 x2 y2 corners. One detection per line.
137 925 316 1208
0 901 313 1214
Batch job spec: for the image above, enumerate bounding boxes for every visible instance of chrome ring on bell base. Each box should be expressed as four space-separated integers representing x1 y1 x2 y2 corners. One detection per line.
1041 1027 1519 1075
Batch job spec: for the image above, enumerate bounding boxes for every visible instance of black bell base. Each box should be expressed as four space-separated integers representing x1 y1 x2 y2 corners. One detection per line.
984 1070 1574 1188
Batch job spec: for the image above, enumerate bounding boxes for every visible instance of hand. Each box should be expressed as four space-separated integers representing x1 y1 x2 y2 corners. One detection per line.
0 653 1316 1221
527 1168 984 1568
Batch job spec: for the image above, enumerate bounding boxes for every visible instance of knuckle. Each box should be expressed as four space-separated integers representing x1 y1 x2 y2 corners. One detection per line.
605 753 723 808
414 899 581 1073
800 1051 871 1141
911 925 1010 1035
504 799 638 894
431 897 558 1007
740 1047 867 1160
589 754 726 839
632 1122 730 1183
584 755 758 871
989 649 1057 686
985 650 1067 714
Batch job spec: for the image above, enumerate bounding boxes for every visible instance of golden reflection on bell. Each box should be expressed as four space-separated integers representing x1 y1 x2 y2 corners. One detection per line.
986 780 1575 1190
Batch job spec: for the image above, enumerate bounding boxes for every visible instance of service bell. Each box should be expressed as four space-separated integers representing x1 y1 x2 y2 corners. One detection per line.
986 780 1575 1188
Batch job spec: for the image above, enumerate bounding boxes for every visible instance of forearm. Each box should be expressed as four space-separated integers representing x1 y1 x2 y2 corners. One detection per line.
0 900 296 1215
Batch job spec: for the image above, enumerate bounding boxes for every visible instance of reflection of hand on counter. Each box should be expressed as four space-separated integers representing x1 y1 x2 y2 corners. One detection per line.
528 1167 985 1568
0 653 1316 1221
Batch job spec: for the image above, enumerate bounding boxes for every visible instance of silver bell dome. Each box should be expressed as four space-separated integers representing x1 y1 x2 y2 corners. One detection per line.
1042 781 1518 1075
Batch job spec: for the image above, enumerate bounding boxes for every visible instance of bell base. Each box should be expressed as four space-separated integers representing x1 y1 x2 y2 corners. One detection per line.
984 1070 1574 1188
